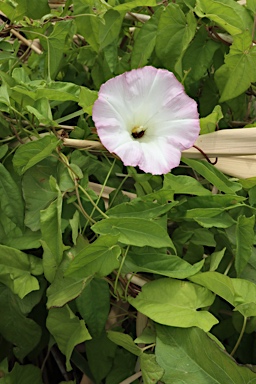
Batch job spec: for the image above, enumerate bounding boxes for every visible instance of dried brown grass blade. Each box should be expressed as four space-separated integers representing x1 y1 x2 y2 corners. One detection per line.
183 128 256 178
88 182 136 201
65 128 256 178
183 128 256 158
208 156 256 179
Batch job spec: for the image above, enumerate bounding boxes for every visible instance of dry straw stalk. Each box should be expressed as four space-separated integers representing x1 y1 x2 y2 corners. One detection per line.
63 128 256 179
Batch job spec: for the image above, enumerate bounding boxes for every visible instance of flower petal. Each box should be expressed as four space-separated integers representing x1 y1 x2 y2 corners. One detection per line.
92 66 200 174
137 138 182 175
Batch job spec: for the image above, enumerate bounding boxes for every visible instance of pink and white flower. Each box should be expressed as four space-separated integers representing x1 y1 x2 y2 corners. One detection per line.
92 66 200 175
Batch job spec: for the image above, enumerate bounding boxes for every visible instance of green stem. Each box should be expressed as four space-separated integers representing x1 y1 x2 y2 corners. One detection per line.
84 159 116 230
223 257 234 276
103 277 118 300
78 184 109 219
57 152 96 225
114 246 130 296
56 109 84 124
73 200 95 225
230 316 247 357
108 174 130 209
251 14 256 46
8 46 31 74
20 30 52 82
181 68 191 85
10 106 40 137
141 343 156 352
124 272 134 301
0 136 16 143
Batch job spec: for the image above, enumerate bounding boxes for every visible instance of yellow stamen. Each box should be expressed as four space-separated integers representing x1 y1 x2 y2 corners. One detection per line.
131 125 145 139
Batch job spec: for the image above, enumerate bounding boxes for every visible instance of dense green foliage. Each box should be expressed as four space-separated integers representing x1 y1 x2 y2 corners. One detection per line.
0 0 256 382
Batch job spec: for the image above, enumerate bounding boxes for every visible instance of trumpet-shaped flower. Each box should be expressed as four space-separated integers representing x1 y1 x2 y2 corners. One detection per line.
92 66 200 175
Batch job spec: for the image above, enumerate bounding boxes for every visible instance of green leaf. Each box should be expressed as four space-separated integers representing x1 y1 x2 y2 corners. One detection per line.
0 82 10 107
0 2 15 22
172 226 216 251
181 158 242 193
69 210 80 245
0 284 41 360
235 215 255 276
46 305 92 371
239 177 256 189
75 13 102 52
107 199 178 219
128 278 218 332
107 331 142 356
182 27 220 84
0 163 24 230
26 98 53 125
189 271 256 317
125 247 204 279
182 207 224 218
174 194 245 211
99 10 124 50
65 235 121 278
113 0 156 11
75 8 123 54
47 274 92 309
247 0 256 13
0 362 43 384
141 188 175 204
105 349 137 384
195 0 253 36
22 158 58 231
92 218 175 249
215 32 256 102
0 115 12 137
249 185 256 206
12 67 30 84
40 177 64 282
14 278 47 315
85 332 117 384
13 135 59 175
13 81 81 102
73 0 110 14
0 245 42 299
134 326 156 345
76 279 110 338
194 212 235 228
6 0 50 21
200 105 223 135
140 353 164 384
156 5 197 72
170 194 243 228
209 248 226 271
164 173 212 196
155 325 256 383
41 21 72 80
131 9 161 68
3 227 41 250
78 87 98 115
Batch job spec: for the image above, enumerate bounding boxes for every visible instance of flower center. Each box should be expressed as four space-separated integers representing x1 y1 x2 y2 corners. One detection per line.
131 125 145 139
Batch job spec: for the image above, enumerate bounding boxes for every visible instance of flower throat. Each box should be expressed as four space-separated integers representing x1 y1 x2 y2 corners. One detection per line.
131 125 145 139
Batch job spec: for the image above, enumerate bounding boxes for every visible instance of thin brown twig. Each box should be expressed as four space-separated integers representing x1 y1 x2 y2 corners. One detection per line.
193 144 218 165
125 12 148 23
10 28 43 54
